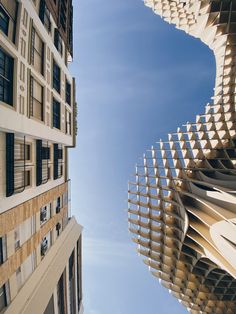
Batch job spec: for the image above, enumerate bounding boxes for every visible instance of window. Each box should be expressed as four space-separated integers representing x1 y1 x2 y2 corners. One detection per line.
30 76 44 121
39 0 51 33
41 237 48 256
0 285 7 311
25 170 31 187
0 237 6 265
66 110 71 135
40 206 47 224
57 271 66 314
56 222 61 237
31 27 44 74
15 143 31 161
53 98 60 129
65 80 71 105
0 238 3 264
56 196 61 213
14 227 20 250
0 47 13 105
53 61 61 93
59 0 67 31
44 295 55 314
0 6 9 35
16 267 22 290
14 169 31 193
0 2 18 43
54 29 63 55
69 251 76 314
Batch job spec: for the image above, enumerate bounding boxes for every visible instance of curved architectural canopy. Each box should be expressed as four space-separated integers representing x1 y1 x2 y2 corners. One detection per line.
128 1 236 313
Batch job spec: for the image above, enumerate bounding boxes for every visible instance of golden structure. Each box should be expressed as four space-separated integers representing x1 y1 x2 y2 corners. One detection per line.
128 1 236 313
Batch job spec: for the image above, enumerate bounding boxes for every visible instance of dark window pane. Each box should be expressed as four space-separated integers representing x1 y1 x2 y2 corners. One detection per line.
54 29 63 55
0 6 9 35
39 0 51 33
0 47 13 105
53 98 60 129
0 285 7 311
53 61 61 94
66 80 71 105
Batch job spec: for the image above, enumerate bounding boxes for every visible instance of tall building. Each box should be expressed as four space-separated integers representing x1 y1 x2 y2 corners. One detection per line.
128 1 236 313
0 1 82 313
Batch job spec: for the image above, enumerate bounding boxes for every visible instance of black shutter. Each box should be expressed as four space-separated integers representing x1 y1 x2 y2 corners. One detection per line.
6 133 14 197
54 144 58 179
36 140 42 186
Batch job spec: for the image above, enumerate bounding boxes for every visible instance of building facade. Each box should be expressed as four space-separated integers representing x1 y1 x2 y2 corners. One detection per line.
0 0 82 313
128 1 236 313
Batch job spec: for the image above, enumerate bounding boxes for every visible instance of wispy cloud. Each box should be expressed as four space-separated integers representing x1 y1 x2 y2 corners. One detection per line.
83 236 136 268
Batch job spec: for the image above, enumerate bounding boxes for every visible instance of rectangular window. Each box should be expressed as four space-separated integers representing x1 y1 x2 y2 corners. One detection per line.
25 170 30 187
54 29 63 55
44 295 55 314
0 47 13 105
69 251 76 314
15 143 31 161
56 196 61 213
53 98 60 129
14 169 31 193
0 237 6 265
0 285 7 311
0 6 9 35
53 60 61 93
0 238 3 264
57 270 66 314
59 1 67 31
14 227 20 250
77 238 82 311
41 237 48 256
16 267 22 290
39 0 51 33
0 2 18 43
31 27 44 74
65 80 71 105
66 110 71 135
30 76 44 121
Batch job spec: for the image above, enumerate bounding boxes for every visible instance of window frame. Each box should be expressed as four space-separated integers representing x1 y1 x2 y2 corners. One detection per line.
0 5 9 36
29 75 44 121
65 79 71 105
54 29 63 56
52 98 61 130
0 47 14 106
39 0 51 33
30 26 44 75
53 60 61 94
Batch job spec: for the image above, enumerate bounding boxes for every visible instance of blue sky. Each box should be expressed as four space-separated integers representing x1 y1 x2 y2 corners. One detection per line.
69 0 215 313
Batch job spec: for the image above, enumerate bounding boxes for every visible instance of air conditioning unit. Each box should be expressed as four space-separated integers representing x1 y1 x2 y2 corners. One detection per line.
40 208 47 222
56 222 61 231
41 238 48 256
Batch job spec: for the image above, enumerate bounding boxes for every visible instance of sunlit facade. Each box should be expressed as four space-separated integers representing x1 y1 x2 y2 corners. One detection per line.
128 1 236 313
0 1 82 313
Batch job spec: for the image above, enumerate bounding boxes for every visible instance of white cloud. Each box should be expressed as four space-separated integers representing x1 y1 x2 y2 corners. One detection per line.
83 236 136 268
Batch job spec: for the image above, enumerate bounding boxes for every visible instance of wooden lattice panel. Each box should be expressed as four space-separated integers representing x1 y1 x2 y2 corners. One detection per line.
128 1 236 313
